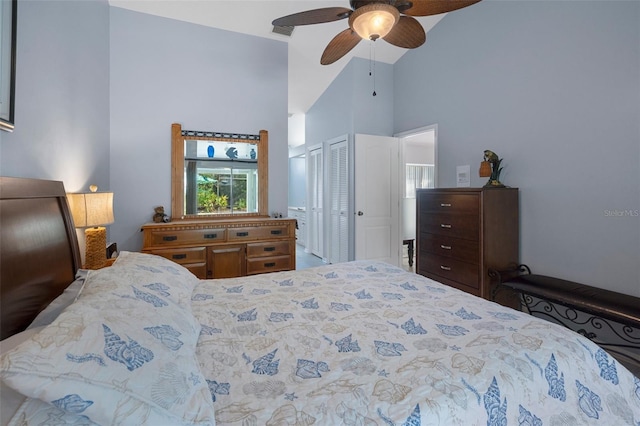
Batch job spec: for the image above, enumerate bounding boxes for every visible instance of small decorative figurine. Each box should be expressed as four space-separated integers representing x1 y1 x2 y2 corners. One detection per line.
250 148 256 159
153 206 170 223
207 145 214 158
226 147 238 159
479 150 505 188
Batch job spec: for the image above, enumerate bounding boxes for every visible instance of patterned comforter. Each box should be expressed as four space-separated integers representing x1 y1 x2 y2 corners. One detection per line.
192 261 640 425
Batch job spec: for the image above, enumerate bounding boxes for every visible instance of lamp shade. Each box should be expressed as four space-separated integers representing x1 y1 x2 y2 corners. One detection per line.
349 3 399 41
67 190 114 228
479 161 492 178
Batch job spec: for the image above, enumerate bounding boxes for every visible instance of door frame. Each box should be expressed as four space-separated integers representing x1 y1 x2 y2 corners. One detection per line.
395 124 438 188
306 142 324 258
395 124 438 268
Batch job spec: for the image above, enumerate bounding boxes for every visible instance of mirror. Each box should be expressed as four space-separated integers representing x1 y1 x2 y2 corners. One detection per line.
171 123 268 220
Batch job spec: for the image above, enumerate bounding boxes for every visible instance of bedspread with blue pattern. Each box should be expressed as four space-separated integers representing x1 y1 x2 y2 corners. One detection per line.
192 261 640 425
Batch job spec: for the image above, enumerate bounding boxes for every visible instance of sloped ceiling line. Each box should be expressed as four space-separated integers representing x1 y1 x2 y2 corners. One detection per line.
109 0 445 114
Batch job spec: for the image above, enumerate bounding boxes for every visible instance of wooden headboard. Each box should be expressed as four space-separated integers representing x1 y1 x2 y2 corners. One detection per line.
0 176 81 340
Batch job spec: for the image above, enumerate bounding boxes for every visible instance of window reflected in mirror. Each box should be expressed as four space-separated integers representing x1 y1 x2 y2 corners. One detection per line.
171 123 269 220
184 140 259 215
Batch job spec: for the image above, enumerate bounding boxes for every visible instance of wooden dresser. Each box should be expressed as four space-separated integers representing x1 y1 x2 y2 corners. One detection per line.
416 188 519 303
141 218 296 279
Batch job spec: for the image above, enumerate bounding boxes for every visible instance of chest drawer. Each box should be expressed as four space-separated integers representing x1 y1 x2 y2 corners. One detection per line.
247 241 291 258
147 247 206 264
419 212 479 240
148 228 226 246
247 255 292 275
227 225 290 241
419 193 479 215
419 254 479 291
185 264 207 279
419 233 479 264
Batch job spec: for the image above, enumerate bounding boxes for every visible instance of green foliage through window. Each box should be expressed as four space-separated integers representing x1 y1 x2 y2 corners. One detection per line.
196 172 248 213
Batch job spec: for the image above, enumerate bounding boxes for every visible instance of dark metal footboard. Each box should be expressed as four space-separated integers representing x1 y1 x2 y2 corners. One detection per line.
491 265 640 378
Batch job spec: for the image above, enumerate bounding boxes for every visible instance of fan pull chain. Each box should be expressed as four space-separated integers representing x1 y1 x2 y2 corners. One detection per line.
370 41 377 97
369 41 373 77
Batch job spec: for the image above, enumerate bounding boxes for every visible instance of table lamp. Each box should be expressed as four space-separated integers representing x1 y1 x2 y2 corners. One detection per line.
479 150 505 188
67 185 114 269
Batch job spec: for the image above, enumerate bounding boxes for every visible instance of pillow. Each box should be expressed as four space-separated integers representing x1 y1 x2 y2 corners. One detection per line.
109 251 199 309
1 328 46 425
27 271 87 329
0 327 46 355
1 251 215 425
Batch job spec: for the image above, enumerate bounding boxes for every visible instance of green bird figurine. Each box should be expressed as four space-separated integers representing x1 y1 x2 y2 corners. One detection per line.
482 150 505 187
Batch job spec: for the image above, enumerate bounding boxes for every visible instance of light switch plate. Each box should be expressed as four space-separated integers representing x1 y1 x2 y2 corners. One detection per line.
456 165 470 187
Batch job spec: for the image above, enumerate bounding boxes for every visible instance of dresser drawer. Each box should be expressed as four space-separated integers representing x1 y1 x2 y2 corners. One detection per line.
148 228 226 246
247 255 292 275
419 254 479 290
247 241 291 258
227 225 290 241
419 233 479 264
146 247 207 279
419 212 479 240
185 264 207 279
147 247 207 264
419 193 479 215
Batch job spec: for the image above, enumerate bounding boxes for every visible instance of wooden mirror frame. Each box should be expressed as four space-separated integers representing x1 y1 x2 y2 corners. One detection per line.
171 123 268 220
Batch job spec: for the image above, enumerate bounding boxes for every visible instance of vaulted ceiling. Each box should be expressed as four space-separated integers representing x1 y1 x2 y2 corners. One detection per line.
109 1 445 115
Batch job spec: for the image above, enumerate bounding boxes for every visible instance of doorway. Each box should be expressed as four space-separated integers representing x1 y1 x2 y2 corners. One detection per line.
396 125 437 272
306 144 324 259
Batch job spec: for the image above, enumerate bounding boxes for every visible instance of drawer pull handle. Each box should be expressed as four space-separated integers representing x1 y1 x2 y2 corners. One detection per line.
172 254 187 260
440 203 452 207
440 245 452 250
440 265 452 271
440 224 452 229
271 230 282 235
236 232 249 237
204 233 217 239
264 262 276 267
264 247 276 252
163 236 178 241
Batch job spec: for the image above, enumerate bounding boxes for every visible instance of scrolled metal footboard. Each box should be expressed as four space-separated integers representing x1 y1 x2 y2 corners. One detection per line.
491 265 640 377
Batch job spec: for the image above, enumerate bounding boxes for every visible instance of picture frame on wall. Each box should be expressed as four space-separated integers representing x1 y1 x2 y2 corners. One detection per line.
0 0 16 132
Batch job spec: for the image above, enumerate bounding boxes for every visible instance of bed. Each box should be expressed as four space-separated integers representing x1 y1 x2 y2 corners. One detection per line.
1 176 639 426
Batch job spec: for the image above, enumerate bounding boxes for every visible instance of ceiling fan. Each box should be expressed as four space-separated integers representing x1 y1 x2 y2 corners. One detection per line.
272 1 481 65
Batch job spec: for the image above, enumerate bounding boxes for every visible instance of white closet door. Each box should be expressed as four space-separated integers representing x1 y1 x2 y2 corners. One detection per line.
328 139 349 264
307 147 323 258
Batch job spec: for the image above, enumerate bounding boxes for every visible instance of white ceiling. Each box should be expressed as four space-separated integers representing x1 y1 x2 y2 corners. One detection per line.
109 1 446 115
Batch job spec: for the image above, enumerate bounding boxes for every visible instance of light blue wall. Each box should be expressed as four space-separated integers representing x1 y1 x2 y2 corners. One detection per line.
109 8 288 251
0 0 110 193
288 156 306 208
393 1 640 295
0 3 288 254
5 5 398 255
306 57 394 144
352 58 394 136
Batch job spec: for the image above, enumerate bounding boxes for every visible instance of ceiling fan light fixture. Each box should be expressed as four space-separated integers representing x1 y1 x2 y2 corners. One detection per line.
349 3 399 41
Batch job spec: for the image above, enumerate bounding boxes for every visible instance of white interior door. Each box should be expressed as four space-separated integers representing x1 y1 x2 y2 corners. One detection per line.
327 137 349 264
307 146 323 258
354 134 400 265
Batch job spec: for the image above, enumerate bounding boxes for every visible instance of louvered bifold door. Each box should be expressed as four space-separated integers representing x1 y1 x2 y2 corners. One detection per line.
329 140 349 264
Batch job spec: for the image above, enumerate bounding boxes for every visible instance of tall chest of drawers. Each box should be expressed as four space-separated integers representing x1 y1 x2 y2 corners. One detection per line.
141 218 296 279
416 188 519 302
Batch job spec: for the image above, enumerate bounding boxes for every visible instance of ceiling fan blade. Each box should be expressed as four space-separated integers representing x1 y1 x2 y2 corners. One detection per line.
383 16 426 49
272 7 351 27
402 0 482 17
321 29 362 65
